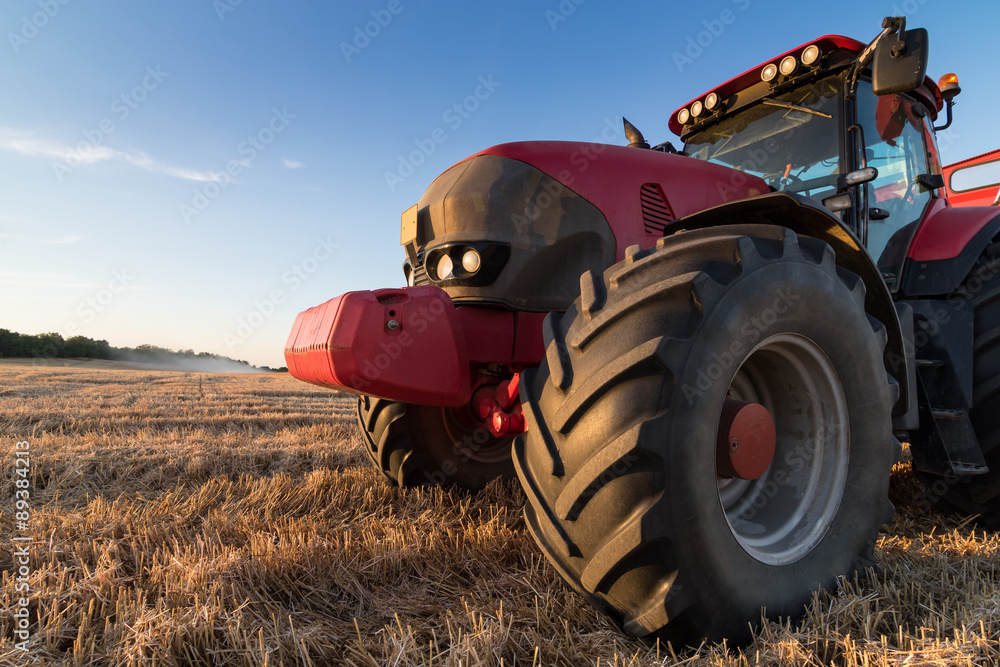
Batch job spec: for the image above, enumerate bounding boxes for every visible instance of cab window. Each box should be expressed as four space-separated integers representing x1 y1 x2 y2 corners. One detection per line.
684 75 844 198
855 79 933 277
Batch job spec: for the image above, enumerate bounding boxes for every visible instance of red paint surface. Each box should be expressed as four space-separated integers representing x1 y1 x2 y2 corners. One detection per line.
944 148 1000 208
717 400 776 481
284 286 546 406
284 286 471 406
477 141 770 260
907 198 999 261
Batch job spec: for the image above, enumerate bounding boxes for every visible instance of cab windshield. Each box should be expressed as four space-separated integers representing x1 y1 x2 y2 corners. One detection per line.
684 75 844 200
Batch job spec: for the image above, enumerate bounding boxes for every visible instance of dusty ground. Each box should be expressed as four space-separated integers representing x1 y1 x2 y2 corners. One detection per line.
0 364 997 665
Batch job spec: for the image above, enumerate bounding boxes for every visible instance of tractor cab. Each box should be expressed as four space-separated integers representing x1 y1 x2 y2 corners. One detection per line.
669 20 957 291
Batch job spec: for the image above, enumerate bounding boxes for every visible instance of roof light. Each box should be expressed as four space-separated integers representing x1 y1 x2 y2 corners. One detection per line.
938 72 962 100
677 108 690 124
705 92 719 110
761 63 778 82
801 44 821 66
779 55 798 77
691 100 704 118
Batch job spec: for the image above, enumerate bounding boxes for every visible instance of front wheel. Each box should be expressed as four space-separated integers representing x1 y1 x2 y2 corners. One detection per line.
357 396 515 490
514 226 897 644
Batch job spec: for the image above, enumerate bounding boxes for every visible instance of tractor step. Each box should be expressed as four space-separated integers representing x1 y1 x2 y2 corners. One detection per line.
908 301 989 477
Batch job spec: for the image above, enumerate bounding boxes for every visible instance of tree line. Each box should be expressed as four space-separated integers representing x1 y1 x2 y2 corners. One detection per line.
0 329 286 371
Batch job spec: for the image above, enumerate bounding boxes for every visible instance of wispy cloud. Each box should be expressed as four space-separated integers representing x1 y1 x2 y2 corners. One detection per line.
282 158 304 169
0 128 222 183
50 234 85 244
0 270 158 290
0 233 85 245
0 271 103 289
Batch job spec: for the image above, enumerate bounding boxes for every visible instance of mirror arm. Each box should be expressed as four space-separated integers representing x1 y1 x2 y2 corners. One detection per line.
933 99 955 132
889 16 908 57
847 17 903 100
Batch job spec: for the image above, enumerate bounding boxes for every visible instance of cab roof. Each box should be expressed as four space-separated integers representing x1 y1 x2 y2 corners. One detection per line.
668 34 943 138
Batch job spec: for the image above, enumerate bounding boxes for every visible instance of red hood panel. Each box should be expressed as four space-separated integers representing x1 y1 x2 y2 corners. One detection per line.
475 141 769 260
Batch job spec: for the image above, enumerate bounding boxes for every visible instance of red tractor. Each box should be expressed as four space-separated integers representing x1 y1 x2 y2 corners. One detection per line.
286 18 999 643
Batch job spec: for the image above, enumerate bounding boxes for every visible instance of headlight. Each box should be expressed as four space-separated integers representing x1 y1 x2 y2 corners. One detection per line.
425 242 511 286
691 100 704 118
461 249 481 274
705 92 719 110
678 108 691 124
761 63 778 82
436 253 454 281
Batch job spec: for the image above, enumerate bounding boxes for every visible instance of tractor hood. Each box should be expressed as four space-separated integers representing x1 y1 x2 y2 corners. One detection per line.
402 141 769 312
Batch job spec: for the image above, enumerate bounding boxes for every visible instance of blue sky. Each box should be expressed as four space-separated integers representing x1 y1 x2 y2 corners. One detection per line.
1 0 996 368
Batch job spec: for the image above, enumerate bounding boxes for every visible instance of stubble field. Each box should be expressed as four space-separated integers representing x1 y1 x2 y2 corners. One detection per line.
0 363 997 666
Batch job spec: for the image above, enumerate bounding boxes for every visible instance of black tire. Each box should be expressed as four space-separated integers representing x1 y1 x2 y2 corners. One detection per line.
514 226 897 644
357 395 515 490
923 240 1000 528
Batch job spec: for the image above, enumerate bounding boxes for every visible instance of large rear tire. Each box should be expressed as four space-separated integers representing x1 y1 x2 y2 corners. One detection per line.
514 226 897 644
357 396 515 490
923 240 1000 528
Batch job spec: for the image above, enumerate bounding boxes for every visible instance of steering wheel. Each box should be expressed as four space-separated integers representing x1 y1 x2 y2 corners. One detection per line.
876 181 918 221
783 173 841 194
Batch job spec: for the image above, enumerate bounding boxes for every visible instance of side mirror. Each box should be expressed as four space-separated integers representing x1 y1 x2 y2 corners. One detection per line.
872 27 928 95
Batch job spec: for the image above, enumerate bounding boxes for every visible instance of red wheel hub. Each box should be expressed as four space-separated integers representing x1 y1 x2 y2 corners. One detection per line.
716 400 776 480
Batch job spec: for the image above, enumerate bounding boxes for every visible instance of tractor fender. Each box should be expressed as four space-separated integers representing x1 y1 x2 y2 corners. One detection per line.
899 203 1000 297
662 191 910 416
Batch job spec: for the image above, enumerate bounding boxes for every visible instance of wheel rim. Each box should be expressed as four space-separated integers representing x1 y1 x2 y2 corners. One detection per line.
717 333 849 565
439 406 510 464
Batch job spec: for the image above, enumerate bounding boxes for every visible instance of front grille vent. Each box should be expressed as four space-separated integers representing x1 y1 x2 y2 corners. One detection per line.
640 183 675 236
411 252 430 286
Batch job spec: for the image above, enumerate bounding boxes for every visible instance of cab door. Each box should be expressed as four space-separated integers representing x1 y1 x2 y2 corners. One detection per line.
854 79 942 286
